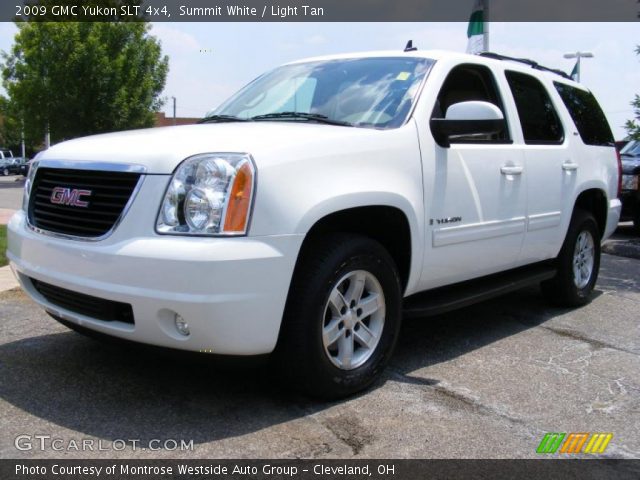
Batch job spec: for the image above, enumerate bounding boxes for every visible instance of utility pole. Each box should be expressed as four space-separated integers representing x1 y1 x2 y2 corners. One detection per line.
172 96 177 126
483 0 490 53
21 118 25 158
563 51 594 82
44 121 50 149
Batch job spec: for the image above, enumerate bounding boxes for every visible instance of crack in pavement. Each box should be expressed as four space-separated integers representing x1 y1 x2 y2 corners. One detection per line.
387 369 528 428
539 326 639 356
539 325 638 356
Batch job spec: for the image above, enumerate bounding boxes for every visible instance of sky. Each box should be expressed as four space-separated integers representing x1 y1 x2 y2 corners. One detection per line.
0 22 637 138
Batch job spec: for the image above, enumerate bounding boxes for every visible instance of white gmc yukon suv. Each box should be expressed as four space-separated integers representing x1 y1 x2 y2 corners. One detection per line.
7 50 622 398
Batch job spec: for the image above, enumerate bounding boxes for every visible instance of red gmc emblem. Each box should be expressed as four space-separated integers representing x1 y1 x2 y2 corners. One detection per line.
50 187 92 208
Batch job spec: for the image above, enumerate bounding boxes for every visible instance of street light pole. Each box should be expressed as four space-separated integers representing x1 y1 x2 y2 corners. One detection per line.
563 51 594 82
21 118 25 158
44 121 50 149
172 96 177 126
483 0 490 53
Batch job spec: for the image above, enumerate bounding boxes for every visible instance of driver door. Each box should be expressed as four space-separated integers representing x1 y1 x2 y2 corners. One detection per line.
417 63 527 290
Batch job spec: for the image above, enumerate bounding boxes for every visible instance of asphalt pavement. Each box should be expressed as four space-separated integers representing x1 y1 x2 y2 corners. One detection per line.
0 253 638 459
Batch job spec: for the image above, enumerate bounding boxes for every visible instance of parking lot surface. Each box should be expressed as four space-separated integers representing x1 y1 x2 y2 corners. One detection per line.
0 175 23 211
0 253 638 459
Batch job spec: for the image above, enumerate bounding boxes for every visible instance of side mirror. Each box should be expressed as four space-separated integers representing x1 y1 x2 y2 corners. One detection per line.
430 101 505 148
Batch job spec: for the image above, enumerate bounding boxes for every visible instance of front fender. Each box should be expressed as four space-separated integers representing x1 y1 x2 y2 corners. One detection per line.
247 122 425 294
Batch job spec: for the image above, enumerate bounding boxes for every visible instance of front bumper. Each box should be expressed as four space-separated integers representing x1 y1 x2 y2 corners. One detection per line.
7 205 303 355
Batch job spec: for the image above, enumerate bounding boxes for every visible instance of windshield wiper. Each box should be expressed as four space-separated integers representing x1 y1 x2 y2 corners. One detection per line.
199 115 250 124
250 112 353 127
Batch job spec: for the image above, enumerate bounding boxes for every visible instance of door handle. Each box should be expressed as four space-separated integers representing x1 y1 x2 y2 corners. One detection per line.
562 161 579 171
500 165 523 175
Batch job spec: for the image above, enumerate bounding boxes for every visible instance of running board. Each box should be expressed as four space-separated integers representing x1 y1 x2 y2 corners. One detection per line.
402 263 557 318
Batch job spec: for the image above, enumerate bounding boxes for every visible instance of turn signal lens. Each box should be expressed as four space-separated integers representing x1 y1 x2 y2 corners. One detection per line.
224 160 254 233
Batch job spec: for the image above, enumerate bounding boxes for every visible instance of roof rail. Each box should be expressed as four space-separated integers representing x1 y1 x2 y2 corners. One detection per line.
479 52 572 80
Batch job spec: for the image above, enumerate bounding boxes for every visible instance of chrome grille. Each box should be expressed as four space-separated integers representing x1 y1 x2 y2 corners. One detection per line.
28 167 141 238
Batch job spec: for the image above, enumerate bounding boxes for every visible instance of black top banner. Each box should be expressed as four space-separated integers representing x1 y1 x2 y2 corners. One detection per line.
2 0 640 22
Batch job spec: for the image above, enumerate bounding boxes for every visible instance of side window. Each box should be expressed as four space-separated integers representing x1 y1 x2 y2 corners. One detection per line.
505 71 563 144
432 64 510 143
554 82 614 146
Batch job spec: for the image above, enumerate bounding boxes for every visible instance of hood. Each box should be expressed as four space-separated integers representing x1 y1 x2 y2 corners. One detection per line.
38 122 392 174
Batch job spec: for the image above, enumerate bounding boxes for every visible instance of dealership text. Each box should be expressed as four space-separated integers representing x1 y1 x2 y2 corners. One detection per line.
17 464 394 477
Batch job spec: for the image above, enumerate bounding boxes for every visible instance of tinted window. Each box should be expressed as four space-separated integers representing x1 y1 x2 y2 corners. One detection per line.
554 82 613 146
505 71 563 144
431 64 510 143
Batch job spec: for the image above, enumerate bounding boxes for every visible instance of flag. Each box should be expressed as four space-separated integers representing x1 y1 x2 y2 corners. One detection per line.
466 0 485 54
570 60 579 81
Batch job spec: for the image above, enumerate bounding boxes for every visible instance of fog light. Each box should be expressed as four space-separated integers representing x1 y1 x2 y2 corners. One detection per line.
174 314 190 336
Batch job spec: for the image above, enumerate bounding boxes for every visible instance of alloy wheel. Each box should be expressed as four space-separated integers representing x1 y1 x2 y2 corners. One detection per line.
322 270 386 370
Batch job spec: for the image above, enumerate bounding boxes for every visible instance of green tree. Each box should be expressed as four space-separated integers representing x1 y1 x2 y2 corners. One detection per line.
625 45 640 140
0 95 41 156
1 20 168 145
0 96 23 148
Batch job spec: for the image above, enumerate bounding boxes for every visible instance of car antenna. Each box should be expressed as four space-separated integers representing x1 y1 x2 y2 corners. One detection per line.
404 40 417 52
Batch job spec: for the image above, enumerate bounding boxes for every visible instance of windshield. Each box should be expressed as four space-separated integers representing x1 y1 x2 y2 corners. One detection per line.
620 140 640 156
210 57 434 129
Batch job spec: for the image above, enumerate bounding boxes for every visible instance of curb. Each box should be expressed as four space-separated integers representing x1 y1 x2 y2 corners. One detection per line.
0 208 17 225
0 265 19 293
602 240 640 260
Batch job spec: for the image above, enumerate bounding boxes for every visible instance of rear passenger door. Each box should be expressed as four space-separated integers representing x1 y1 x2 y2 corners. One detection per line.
503 71 573 264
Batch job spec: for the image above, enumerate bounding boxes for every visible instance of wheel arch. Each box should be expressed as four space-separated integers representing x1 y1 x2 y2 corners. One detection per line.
295 200 418 293
573 187 608 239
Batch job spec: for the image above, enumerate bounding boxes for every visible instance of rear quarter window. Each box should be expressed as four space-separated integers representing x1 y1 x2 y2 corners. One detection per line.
554 82 614 146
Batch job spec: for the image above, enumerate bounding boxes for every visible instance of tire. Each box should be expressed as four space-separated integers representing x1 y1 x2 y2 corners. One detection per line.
275 233 402 399
541 210 600 307
2 168 8 176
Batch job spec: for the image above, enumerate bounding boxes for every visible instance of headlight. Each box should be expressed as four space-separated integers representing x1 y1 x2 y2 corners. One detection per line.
156 153 256 236
621 174 639 191
22 159 40 212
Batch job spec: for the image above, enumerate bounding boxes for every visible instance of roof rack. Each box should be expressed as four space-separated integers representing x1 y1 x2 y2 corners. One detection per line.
479 52 572 80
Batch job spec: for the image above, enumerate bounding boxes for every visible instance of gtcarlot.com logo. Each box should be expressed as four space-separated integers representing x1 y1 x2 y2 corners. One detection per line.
537 433 613 454
15 435 194 452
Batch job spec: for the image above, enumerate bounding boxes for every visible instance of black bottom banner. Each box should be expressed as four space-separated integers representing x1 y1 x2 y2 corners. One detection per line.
1 459 639 480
